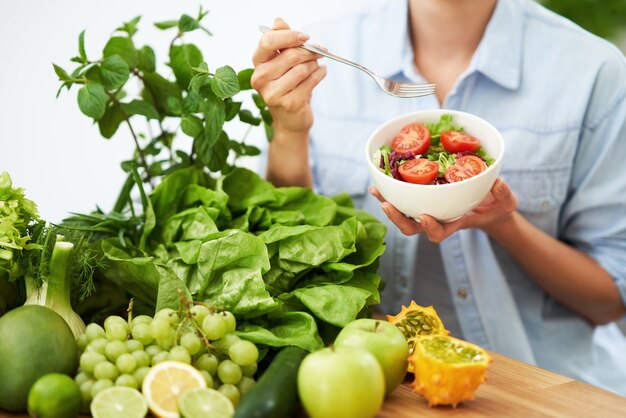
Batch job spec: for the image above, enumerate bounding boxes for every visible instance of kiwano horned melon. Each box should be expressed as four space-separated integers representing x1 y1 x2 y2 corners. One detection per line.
386 301 449 371
409 335 491 407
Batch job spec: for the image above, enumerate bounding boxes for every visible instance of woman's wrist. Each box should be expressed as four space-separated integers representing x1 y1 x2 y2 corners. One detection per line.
481 210 521 244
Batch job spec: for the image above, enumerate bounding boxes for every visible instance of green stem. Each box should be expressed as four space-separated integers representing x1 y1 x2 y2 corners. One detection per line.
44 237 73 312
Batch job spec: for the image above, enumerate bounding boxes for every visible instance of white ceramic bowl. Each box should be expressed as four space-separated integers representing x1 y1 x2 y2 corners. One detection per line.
365 109 504 222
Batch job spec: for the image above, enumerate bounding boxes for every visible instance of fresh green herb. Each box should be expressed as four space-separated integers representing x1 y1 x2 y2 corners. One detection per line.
380 145 392 176
426 113 462 141
476 147 496 166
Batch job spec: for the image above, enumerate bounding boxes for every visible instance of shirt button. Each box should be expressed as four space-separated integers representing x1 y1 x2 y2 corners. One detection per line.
540 200 550 211
457 288 468 299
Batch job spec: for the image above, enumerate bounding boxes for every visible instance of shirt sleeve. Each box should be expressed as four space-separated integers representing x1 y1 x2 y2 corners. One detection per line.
559 53 626 306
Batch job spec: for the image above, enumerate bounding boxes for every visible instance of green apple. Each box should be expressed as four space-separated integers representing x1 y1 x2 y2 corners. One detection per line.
334 318 408 395
297 346 385 418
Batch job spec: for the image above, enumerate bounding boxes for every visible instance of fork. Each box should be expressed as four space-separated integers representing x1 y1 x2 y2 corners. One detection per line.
258 25 435 99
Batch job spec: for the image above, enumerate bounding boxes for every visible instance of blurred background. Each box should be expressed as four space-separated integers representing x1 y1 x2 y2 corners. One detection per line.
1 0 625 223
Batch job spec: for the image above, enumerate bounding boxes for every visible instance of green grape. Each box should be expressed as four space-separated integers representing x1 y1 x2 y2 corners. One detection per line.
218 384 240 406
169 346 191 364
151 351 170 366
131 315 153 327
133 367 151 386
237 376 256 396
221 311 237 334
93 361 120 381
76 333 89 352
180 332 202 356
190 305 210 325
132 350 151 368
74 371 91 386
241 362 257 378
115 374 139 389
213 333 240 351
131 323 154 346
80 351 106 374
79 380 94 403
85 323 106 342
116 353 138 374
104 316 130 341
154 308 179 325
202 314 227 340
125 339 144 353
228 340 259 366
106 322 130 342
217 360 242 385
86 338 108 355
194 353 219 375
104 340 129 362
150 318 170 340
90 379 114 398
156 328 177 350
145 345 163 358
199 370 214 388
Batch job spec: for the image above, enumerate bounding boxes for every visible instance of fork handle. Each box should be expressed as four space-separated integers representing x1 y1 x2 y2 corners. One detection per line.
258 25 375 78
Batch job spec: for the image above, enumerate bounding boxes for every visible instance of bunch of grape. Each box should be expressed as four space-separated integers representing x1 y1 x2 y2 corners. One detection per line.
75 305 259 408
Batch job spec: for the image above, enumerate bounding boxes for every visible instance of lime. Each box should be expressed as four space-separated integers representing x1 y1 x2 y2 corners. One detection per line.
90 386 147 418
27 373 82 418
178 388 234 418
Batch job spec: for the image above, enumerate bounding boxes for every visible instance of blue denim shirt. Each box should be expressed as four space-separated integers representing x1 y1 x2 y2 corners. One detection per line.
305 0 626 394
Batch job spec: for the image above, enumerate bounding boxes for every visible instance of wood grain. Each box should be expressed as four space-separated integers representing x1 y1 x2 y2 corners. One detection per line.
377 351 626 417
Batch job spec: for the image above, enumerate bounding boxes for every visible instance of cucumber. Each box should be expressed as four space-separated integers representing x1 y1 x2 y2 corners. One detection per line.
234 346 308 418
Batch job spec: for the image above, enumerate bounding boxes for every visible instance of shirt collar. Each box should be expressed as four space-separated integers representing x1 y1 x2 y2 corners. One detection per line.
365 0 524 90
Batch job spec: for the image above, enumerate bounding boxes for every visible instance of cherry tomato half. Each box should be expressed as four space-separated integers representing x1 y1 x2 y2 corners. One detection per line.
391 123 431 155
456 155 486 175
444 155 487 183
398 158 439 184
440 131 481 153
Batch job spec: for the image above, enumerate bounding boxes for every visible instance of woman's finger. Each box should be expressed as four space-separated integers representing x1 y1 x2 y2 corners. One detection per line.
253 28 310 65
381 202 423 235
252 47 322 87
368 186 385 203
260 61 321 107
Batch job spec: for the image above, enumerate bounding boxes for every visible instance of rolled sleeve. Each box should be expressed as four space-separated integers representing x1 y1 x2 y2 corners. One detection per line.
559 58 626 306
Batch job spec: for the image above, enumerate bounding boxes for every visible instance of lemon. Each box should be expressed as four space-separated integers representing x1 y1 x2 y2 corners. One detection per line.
90 386 147 418
27 373 82 418
178 387 234 418
142 361 207 418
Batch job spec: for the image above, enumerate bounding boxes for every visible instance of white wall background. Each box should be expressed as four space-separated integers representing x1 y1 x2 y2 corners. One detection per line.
0 0 366 223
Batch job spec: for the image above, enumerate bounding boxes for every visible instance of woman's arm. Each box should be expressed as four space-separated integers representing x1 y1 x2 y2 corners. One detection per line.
251 18 326 188
370 180 626 325
484 211 626 325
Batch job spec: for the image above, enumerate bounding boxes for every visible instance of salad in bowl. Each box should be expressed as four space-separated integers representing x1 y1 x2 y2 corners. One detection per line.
365 110 504 222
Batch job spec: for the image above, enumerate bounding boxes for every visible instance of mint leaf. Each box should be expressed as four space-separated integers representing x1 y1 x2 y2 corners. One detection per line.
169 44 203 90
183 91 202 113
239 109 261 126
78 30 87 62
99 102 125 138
237 68 254 90
103 36 139 68
53 64 73 82
100 55 130 90
252 93 266 109
181 115 203 137
137 46 156 73
77 83 107 120
154 20 178 30
140 72 182 116
178 14 199 32
224 100 242 121
116 16 141 37
210 66 240 99
201 91 226 147
196 130 229 171
120 100 159 120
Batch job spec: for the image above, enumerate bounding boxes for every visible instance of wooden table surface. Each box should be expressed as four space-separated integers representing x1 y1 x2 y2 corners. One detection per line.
378 351 626 417
1 351 624 418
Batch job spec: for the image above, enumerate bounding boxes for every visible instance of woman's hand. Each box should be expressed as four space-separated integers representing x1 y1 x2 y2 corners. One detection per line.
369 178 518 242
251 18 327 135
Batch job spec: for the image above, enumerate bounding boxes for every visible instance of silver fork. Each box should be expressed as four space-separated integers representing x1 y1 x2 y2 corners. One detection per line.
258 25 435 99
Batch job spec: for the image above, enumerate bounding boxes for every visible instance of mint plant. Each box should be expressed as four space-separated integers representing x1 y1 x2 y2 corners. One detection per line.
53 9 272 213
